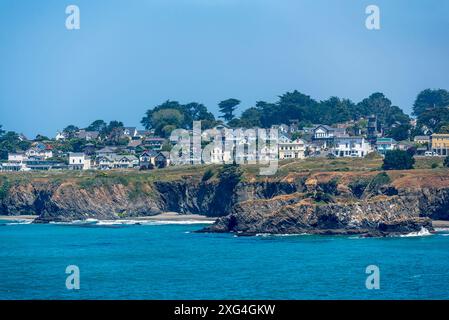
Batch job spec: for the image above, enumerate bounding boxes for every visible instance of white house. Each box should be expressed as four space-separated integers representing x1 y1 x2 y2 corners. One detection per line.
139 150 159 168
68 153 91 170
25 147 53 159
414 135 431 145
333 137 371 158
76 130 100 141
122 127 138 139
2 153 28 171
96 147 118 157
116 155 139 169
8 153 27 162
312 125 347 148
55 131 66 141
278 138 306 160
95 154 138 170
376 138 397 155
208 145 232 164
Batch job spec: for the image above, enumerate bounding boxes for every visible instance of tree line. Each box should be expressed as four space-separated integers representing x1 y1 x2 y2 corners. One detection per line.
139 88 449 140
1 88 448 159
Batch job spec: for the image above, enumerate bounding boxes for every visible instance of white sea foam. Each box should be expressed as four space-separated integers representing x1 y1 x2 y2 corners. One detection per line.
434 227 449 232
255 233 310 237
400 227 432 238
5 219 33 225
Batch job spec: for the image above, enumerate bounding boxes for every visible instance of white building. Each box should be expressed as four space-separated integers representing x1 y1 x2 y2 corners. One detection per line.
333 137 371 158
95 154 138 170
8 153 27 162
68 153 91 170
1 153 28 171
25 147 53 160
279 138 306 160
55 131 66 141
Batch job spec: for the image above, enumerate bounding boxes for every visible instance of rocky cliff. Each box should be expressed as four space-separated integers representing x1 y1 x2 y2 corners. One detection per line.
1 168 449 236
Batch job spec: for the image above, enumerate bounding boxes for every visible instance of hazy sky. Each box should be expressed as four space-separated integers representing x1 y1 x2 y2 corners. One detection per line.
0 0 448 137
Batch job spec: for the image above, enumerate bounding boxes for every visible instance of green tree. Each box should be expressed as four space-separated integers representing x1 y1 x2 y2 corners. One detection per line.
439 125 449 134
0 131 31 160
0 125 4 137
86 120 107 132
417 107 449 133
357 93 410 128
386 124 411 141
34 134 50 141
413 89 449 117
239 107 262 128
141 100 184 130
63 125 79 139
444 156 449 168
219 98 240 122
150 109 184 138
318 97 353 124
142 100 216 131
382 150 415 170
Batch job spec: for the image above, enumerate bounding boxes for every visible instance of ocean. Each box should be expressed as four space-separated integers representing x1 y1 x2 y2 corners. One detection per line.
1 219 449 300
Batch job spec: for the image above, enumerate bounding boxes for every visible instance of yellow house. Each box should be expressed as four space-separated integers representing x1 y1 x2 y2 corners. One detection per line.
431 134 449 155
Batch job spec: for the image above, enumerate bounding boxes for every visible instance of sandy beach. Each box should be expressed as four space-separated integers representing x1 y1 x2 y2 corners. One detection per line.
432 220 449 228
134 212 217 222
0 215 37 221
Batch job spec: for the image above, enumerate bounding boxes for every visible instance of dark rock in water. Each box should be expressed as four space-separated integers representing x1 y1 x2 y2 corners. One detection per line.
199 194 434 237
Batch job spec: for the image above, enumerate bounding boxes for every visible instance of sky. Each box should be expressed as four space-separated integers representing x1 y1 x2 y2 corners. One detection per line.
0 0 448 138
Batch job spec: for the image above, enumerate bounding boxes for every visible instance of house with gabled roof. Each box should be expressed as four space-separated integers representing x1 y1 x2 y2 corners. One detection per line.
279 138 306 160
96 146 117 157
76 130 100 141
68 153 91 170
333 136 371 158
312 125 347 148
122 127 138 139
376 138 397 155
25 147 53 160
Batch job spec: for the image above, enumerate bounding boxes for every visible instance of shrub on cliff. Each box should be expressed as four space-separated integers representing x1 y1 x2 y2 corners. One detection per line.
349 178 370 198
202 169 214 182
318 177 339 195
444 156 449 168
382 150 415 170
0 177 10 201
349 173 392 198
217 164 242 185
368 172 391 190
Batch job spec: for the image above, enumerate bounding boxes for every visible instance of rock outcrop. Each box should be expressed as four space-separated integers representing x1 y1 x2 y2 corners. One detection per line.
200 193 434 236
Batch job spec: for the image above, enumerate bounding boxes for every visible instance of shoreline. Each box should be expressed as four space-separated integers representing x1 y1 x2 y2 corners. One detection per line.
131 212 217 222
1 215 448 231
432 220 449 228
0 215 37 221
0 213 216 223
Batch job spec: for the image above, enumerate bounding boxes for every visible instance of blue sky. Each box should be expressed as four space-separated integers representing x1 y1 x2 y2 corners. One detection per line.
0 0 448 137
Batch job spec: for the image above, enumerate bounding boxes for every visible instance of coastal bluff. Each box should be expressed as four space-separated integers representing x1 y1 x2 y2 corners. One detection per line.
1 162 449 236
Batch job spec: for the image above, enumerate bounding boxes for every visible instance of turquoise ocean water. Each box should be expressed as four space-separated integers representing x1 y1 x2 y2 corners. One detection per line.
1 219 449 300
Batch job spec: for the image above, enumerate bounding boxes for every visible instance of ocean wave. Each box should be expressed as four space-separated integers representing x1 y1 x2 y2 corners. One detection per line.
399 227 432 238
4 220 33 226
435 227 449 232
